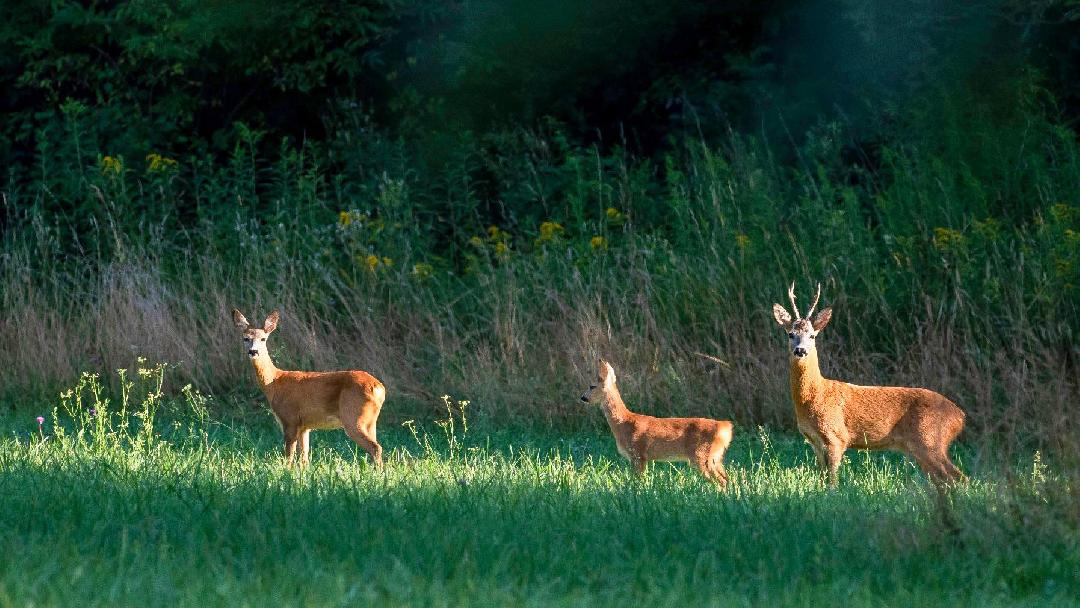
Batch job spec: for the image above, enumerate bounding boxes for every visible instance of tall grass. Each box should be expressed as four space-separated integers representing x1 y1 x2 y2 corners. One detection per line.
1 81 1077 470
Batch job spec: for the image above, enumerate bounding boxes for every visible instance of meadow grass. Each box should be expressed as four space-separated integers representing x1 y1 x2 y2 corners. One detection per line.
1 377 1075 607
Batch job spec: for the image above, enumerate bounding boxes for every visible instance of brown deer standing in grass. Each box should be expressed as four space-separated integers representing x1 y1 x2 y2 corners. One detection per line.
580 359 734 487
232 309 386 467
772 283 966 487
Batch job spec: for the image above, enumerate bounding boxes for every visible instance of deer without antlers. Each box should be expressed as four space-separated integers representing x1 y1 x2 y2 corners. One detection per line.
580 359 734 487
772 283 966 487
232 309 386 467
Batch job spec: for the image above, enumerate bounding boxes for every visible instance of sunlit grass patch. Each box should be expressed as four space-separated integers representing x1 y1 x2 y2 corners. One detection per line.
0 381 1074 606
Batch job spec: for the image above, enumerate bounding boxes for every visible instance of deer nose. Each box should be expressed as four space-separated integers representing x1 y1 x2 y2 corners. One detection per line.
580 394 589 403
793 347 807 358
248 349 259 357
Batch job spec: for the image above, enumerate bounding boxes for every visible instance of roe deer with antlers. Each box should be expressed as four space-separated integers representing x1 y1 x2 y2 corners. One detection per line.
580 359 733 487
772 284 966 486
232 309 386 467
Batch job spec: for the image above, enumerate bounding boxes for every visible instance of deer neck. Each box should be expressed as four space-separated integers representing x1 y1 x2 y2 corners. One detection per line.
249 354 281 390
789 349 826 405
600 386 632 425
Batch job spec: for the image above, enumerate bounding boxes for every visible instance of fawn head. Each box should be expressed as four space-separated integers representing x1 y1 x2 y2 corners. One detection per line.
232 309 280 358
772 283 832 359
580 358 617 403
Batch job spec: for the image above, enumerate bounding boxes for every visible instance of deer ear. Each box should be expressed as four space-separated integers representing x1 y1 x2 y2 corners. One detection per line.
772 304 792 326
598 359 616 386
264 310 280 333
232 309 250 330
811 307 832 331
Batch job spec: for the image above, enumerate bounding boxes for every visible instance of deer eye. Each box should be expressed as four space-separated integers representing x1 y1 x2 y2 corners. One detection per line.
788 332 795 338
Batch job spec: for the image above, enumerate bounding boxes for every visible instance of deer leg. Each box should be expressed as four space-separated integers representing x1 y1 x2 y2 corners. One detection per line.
707 456 729 490
359 401 383 466
631 455 647 476
939 451 966 483
340 393 384 468
801 431 827 472
700 442 729 489
282 424 300 466
824 443 845 488
693 453 714 481
909 445 952 485
298 429 312 467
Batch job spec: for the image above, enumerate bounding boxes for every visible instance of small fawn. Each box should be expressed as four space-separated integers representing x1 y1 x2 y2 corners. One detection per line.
580 359 734 487
232 309 386 467
772 283 966 486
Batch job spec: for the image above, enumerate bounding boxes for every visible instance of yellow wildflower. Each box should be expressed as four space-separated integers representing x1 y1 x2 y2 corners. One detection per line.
339 211 353 226
1054 258 1073 279
487 225 501 239
735 234 750 251
537 221 564 243
589 235 607 250
1049 203 1074 223
932 227 966 252
365 254 380 272
972 217 1001 241
469 236 484 247
605 207 620 219
381 257 393 267
494 242 509 257
100 156 123 175
145 153 178 173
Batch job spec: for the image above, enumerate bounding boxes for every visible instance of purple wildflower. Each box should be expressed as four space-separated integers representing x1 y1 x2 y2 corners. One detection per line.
36 416 44 425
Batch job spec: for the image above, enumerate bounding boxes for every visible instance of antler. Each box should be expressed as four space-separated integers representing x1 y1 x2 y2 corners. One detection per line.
806 283 822 318
787 282 801 320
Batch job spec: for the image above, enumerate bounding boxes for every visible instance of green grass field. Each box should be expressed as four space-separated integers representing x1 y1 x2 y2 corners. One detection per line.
2 382 1075 608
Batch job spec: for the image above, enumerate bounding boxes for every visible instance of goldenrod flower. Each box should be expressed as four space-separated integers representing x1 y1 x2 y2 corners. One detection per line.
339 211 353 226
1049 203 1074 223
537 221 564 243
100 156 123 174
1054 258 1073 279
932 227 966 252
590 235 607 250
365 254 380 272
145 153 177 173
972 217 1001 241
